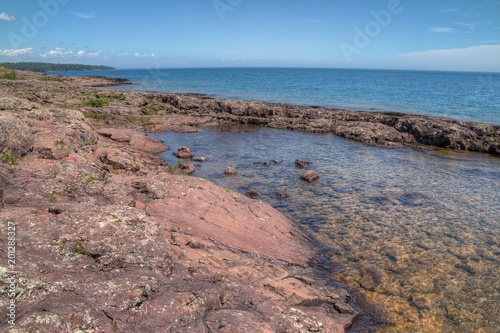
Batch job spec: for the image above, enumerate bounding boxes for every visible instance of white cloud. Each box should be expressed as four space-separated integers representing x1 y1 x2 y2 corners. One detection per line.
40 47 73 58
87 51 102 58
76 50 86 57
68 11 96 19
120 52 156 58
429 27 455 33
0 48 33 57
0 12 15 22
397 45 500 72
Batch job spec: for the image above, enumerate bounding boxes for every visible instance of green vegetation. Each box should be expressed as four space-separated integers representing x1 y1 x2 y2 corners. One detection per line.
167 160 184 174
56 239 65 253
0 62 115 72
82 111 106 121
84 98 109 108
141 102 164 115
49 193 57 203
1 152 20 165
72 240 92 256
101 92 125 101
82 175 97 185
39 75 65 83
0 71 18 80
219 292 228 305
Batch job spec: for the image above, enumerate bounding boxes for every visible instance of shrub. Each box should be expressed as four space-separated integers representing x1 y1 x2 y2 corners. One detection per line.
82 175 97 185
82 111 106 121
1 152 19 165
0 71 18 80
39 76 65 83
72 240 92 256
84 98 109 108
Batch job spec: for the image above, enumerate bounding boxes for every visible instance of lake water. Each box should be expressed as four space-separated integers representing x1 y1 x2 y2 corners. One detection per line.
152 125 500 333
52 67 500 125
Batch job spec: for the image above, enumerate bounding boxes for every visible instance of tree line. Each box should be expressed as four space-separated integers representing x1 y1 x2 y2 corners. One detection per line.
0 62 115 72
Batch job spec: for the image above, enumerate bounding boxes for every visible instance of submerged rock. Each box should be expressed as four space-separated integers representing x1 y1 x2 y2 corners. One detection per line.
301 170 319 182
224 166 237 175
295 159 311 168
246 189 259 198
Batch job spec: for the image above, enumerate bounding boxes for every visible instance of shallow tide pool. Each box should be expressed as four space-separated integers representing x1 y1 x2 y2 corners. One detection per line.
153 125 500 333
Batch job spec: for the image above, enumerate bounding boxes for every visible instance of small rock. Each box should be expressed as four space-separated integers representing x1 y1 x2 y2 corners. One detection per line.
301 170 319 182
173 146 193 159
277 193 289 199
295 159 311 168
48 207 62 215
246 189 258 198
193 157 206 162
272 160 282 164
224 166 237 175
180 163 195 175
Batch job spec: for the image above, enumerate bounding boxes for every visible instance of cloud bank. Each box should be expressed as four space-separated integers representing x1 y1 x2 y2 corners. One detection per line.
0 12 16 22
397 45 500 72
0 48 33 57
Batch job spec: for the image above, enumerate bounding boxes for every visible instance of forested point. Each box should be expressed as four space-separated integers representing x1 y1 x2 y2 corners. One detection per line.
0 62 115 72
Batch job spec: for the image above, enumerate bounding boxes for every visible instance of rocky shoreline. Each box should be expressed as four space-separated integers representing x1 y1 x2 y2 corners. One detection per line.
0 72 373 332
1 69 498 332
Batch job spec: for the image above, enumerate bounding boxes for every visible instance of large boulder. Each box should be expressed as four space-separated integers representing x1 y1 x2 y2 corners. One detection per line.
0 114 34 157
0 97 38 111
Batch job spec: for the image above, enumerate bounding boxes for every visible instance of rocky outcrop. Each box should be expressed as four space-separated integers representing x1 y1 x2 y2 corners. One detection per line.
0 72 360 332
0 114 34 157
130 92 500 155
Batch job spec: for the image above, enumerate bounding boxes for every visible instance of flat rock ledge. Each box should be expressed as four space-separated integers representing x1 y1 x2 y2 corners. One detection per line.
0 71 361 333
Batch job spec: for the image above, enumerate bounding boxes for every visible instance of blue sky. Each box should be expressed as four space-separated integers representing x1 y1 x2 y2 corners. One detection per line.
1 0 499 72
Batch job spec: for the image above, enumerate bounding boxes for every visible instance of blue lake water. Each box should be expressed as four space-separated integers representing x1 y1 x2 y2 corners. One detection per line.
52 67 500 125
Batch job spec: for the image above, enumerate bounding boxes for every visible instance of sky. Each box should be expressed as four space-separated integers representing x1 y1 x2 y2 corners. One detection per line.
1 0 499 72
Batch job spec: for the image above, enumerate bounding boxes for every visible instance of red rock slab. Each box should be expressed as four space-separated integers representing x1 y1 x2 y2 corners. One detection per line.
129 133 169 154
97 128 134 142
145 176 312 266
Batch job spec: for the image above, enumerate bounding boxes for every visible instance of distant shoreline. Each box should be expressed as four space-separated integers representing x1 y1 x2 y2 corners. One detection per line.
0 62 115 72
